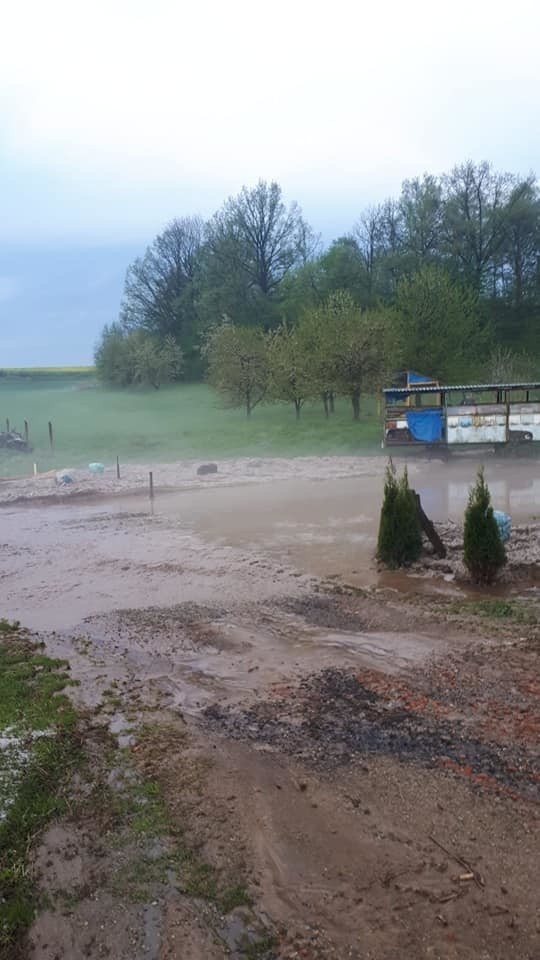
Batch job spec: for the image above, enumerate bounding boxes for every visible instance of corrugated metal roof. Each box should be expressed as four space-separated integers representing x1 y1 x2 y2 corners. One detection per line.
383 381 540 395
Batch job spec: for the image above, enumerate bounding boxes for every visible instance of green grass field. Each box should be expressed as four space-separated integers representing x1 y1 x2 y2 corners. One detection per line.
0 371 382 477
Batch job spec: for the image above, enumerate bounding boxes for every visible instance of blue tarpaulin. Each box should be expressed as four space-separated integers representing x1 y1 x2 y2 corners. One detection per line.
385 372 436 402
405 408 443 442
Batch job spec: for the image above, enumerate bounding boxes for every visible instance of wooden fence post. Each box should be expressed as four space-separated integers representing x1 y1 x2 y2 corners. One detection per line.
48 421 54 451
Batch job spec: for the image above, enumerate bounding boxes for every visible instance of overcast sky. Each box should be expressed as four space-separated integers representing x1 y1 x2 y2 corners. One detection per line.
1 0 539 363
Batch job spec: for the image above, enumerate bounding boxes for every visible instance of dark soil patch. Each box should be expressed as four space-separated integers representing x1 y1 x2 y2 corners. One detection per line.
204 667 539 803
277 595 368 632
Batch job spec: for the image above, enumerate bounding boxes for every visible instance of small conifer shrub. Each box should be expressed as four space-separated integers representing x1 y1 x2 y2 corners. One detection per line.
377 461 422 568
463 467 506 584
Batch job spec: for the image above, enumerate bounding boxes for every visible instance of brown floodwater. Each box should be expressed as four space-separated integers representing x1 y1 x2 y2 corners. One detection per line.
156 460 539 590
1 459 538 632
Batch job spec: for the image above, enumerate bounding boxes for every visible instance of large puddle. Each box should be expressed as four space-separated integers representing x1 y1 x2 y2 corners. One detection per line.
156 461 540 590
1 459 538 633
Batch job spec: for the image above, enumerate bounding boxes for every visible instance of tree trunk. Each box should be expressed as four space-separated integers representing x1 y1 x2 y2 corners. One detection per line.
329 392 335 414
246 388 252 418
351 390 360 421
294 399 301 420
322 393 329 418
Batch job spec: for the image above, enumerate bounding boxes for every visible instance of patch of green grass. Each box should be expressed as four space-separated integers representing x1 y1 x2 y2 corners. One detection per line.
219 883 253 913
0 636 81 957
0 378 382 477
0 645 75 732
177 850 219 900
449 598 537 624
98 758 254 920
239 932 279 958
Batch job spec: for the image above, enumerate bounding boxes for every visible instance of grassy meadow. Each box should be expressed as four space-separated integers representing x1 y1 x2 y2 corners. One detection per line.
0 370 382 477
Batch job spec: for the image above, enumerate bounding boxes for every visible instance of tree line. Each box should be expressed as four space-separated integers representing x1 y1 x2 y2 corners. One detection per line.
205 293 396 420
95 163 539 399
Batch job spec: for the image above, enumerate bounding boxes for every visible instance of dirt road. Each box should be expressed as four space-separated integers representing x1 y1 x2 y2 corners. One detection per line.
1 457 538 959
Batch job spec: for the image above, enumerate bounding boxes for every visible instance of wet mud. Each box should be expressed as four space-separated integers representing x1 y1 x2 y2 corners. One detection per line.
1 456 539 959
204 665 539 802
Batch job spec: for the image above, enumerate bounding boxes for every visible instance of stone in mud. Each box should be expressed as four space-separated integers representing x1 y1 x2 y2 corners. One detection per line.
197 463 218 476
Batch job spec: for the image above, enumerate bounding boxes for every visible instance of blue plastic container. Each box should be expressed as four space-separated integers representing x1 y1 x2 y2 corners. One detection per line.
493 510 511 542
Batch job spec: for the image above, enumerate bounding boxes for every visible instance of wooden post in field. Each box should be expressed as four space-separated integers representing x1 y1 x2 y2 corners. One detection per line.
33 463 37 476
5 418 9 433
24 420 29 444
149 471 154 503
48 421 54 451
116 456 121 480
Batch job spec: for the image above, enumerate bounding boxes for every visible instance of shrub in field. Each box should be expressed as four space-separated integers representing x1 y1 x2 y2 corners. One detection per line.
95 324 183 388
377 461 422 568
463 467 506 584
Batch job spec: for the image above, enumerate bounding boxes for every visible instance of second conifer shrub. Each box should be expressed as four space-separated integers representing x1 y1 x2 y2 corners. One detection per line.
377 461 423 568
463 467 506 584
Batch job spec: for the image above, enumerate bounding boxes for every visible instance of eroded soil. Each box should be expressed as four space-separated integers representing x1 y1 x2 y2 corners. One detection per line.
1 460 539 959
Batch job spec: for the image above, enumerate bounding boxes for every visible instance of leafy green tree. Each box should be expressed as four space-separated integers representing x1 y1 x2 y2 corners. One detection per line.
130 332 184 389
94 325 183 388
377 461 422 568
463 468 506 584
94 323 134 387
267 324 315 418
494 177 540 347
317 237 370 305
323 292 396 419
334 303 396 419
394 265 488 381
353 205 386 301
399 174 443 268
295 305 340 416
201 180 314 330
486 344 535 383
298 292 397 419
278 258 324 324
441 161 523 292
205 322 269 417
120 216 204 376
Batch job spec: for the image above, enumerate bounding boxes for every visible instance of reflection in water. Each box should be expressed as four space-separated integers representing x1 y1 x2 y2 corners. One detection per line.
157 461 539 597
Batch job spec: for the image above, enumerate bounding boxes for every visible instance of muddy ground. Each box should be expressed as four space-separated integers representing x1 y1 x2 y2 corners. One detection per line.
1 457 539 959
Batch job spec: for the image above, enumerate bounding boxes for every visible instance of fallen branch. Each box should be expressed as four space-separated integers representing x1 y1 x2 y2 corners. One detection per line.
413 491 447 558
428 834 485 889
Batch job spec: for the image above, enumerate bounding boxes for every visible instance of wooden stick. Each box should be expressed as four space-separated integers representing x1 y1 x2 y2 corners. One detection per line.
414 492 446 558
149 471 154 501
24 420 29 444
116 456 120 480
429 835 485 889
48 421 54 451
